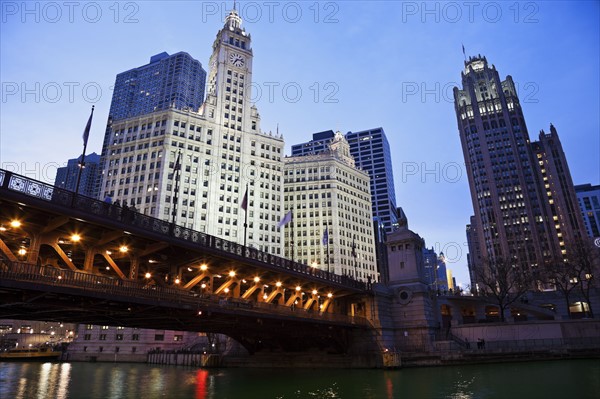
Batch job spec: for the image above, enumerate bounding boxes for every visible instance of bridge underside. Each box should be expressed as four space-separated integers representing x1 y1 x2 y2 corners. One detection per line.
0 169 375 355
0 277 362 354
0 170 366 306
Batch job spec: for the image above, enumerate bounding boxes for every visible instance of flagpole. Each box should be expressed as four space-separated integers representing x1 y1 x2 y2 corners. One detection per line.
171 150 182 229
243 183 248 247
353 235 358 279
290 211 294 262
75 105 94 195
326 228 330 274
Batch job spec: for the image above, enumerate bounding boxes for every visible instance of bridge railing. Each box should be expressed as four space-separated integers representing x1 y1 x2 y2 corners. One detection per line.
0 169 367 290
0 260 370 327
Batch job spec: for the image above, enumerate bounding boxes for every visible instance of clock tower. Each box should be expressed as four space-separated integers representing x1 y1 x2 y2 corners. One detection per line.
202 6 257 133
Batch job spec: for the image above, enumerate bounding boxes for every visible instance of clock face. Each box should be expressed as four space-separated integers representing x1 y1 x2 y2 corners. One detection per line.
229 52 245 68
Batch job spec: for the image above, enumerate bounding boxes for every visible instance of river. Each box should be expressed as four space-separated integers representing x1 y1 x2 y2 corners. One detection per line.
1 359 598 398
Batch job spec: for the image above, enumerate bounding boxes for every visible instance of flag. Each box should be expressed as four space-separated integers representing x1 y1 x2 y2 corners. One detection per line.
352 238 357 258
462 44 466 57
277 210 292 229
322 227 329 246
241 186 248 210
82 105 94 146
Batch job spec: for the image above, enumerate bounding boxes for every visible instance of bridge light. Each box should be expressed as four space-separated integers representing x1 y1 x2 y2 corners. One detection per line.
263 293 268 299
224 288 230 293
311 261 318 268
10 220 21 228
0 226 7 232
175 277 181 284
71 234 81 242
187 267 192 272
253 276 260 283
242 279 247 284
327 292 333 298
145 272 151 279
200 264 208 271
18 248 27 256
106 266 110 270
119 245 128 253
106 250 112 255
295 286 301 291
276 281 282 287
228 271 236 277
201 283 207 289
312 290 318 295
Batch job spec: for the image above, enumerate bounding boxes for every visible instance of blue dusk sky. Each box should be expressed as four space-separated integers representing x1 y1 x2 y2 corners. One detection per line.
1 1 599 287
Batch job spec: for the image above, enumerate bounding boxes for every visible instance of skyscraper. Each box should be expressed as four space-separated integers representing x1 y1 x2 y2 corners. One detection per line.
283 132 377 281
575 184 600 239
97 8 284 254
346 128 398 233
109 52 206 121
454 55 586 287
54 152 100 197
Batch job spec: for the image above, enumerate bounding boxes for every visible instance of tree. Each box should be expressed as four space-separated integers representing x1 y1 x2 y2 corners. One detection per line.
475 257 532 322
541 256 580 319
569 237 600 318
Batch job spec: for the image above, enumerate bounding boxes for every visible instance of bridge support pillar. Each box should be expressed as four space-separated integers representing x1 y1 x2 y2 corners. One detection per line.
130 257 139 280
26 233 42 264
83 248 96 272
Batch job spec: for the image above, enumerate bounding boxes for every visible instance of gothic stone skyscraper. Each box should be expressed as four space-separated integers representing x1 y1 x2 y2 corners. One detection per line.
98 8 284 254
453 55 585 289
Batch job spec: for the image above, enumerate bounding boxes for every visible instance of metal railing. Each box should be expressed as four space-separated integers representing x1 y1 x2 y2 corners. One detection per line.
0 260 370 327
0 169 367 290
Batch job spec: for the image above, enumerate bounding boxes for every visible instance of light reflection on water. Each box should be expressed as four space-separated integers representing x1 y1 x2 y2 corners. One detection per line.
0 359 598 399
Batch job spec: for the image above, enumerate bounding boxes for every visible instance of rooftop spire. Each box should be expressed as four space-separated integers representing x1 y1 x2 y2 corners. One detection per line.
225 3 242 30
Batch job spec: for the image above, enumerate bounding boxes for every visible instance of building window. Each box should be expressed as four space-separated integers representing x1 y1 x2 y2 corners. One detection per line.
155 334 164 341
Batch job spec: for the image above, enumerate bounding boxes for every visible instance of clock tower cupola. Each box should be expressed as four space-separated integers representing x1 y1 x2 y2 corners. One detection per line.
202 4 257 133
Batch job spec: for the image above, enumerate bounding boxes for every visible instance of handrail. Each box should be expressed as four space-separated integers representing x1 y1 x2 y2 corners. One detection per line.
0 169 367 291
0 260 371 327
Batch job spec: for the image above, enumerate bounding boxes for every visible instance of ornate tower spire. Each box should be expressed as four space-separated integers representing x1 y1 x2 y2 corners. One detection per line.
225 4 242 30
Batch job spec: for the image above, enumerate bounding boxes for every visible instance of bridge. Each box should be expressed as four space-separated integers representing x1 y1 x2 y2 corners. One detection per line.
0 169 379 355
